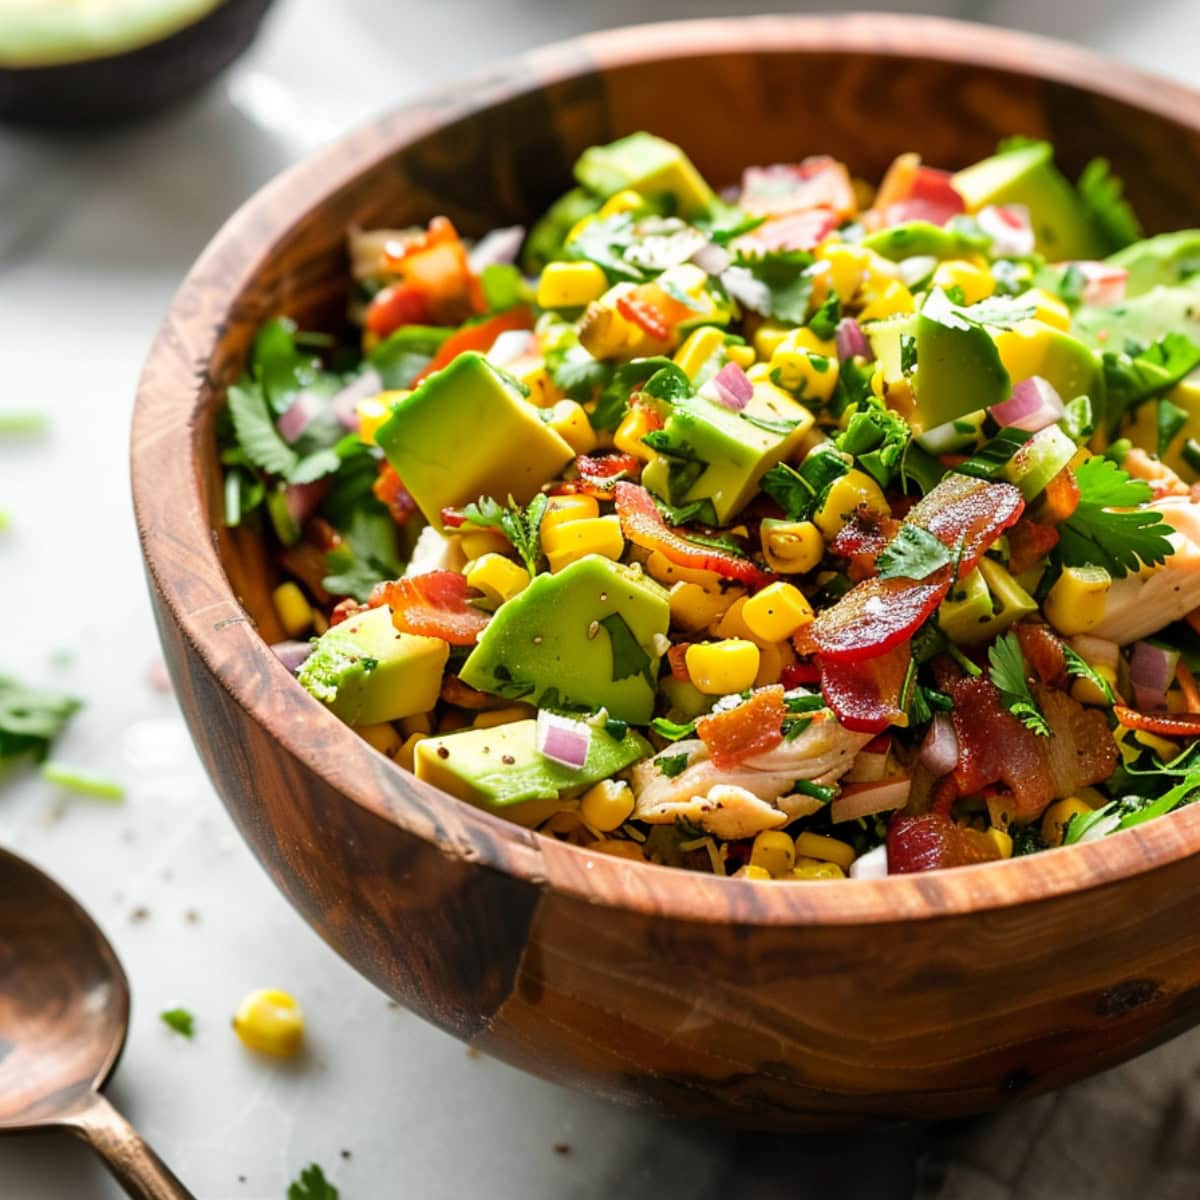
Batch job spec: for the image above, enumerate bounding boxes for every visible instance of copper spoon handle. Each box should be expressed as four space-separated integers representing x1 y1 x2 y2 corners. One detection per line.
65 1092 195 1200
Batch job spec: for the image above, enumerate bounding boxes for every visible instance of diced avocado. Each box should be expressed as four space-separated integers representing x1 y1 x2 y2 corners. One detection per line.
952 142 1103 261
915 409 987 455
940 560 1036 644
415 719 650 826
865 313 919 382
1072 285 1200 350
994 317 1100 402
522 187 603 274
297 606 447 726
1107 231 1200 297
660 676 714 721
640 387 813 523
1001 425 1077 500
860 220 988 262
375 352 573 531
1123 377 1200 481
574 133 715 218
459 555 670 724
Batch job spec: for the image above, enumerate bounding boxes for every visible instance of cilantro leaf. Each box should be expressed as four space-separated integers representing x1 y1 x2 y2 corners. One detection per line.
876 525 952 582
227 381 298 478
1101 332 1200 434
369 325 454 389
1062 645 1115 704
836 404 911 488
761 449 850 520
1077 157 1142 253
566 213 649 282
807 293 841 340
725 249 815 324
657 752 690 778
460 494 546 576
987 631 1050 737
160 1008 195 1038
0 676 82 764
599 613 652 684
652 496 718 527
1054 457 1174 578
590 356 678 432
289 1164 339 1200
322 503 402 601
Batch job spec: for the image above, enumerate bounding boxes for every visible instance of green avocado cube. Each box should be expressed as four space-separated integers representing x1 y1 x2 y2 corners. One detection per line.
1107 231 1200 297
860 220 988 262
375 352 574 531
1072 284 1200 350
415 718 650 826
459 555 669 724
574 132 715 218
297 606 448 726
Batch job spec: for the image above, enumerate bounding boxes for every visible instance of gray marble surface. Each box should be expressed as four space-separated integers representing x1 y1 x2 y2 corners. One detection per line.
1 1 1199 1197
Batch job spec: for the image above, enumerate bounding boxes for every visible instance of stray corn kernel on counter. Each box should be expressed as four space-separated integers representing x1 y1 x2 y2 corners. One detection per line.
220 132 1200 879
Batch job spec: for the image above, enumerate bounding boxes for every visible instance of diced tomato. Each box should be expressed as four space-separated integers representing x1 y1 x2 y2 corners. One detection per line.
1007 517 1059 575
1114 705 1200 739
411 306 534 384
365 283 433 339
1014 622 1068 688
871 154 965 229
818 641 911 733
732 209 840 254
613 482 776 590
1036 467 1081 525
887 810 1003 873
696 686 786 769
739 157 857 219
371 216 478 329
780 661 822 687
667 643 691 682
440 507 468 529
616 293 671 342
372 464 417 526
379 570 490 646
554 452 643 498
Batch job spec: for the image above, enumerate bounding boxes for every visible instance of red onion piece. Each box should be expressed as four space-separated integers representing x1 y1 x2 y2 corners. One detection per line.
1068 635 1120 673
919 713 958 778
1069 261 1129 307
487 329 537 367
835 317 872 363
1130 640 1178 712
284 480 327 527
849 843 889 880
536 710 591 769
332 369 383 431
468 225 525 272
690 241 732 276
701 362 753 411
976 204 1035 258
831 777 911 823
272 640 314 674
277 390 321 443
989 376 1063 432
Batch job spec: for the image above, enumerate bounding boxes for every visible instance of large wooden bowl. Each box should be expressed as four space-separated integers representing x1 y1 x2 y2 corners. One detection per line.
132 15 1200 1126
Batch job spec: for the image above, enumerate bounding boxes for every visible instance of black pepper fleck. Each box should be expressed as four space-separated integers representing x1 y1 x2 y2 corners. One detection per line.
502 754 516 765
436 746 450 759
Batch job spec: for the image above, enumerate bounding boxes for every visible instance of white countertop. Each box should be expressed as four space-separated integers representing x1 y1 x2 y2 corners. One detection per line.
3 2 1200 1197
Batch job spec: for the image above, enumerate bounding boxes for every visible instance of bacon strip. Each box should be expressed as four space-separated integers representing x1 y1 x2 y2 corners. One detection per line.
887 810 1003 873
696 687 786 769
379 570 490 646
818 640 911 734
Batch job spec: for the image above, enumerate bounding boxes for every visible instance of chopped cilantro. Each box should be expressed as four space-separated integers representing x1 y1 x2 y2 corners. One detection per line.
792 779 836 803
0 676 81 765
369 325 454 388
900 333 918 375
1057 263 1087 307
987 632 1049 737
603 717 629 741
589 356 679 431
876 525 951 582
1062 645 1116 704
288 1164 339 1200
1101 332 1200 433
599 613 652 684
653 496 719 527
836 404 911 488
160 1008 195 1038
761 449 850 520
1076 157 1142 253
657 753 690 778
651 716 697 741
322 500 403 602
227 381 298 479
565 213 649 282
726 249 815 324
807 293 841 340
459 494 547 577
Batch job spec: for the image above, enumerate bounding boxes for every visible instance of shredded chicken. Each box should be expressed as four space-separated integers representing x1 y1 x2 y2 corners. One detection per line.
404 525 465 577
1123 448 1189 498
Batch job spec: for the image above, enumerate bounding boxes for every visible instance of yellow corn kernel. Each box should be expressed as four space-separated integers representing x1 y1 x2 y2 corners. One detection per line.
746 362 774 384
753 321 792 361
760 519 824 574
536 261 609 309
400 712 433 737
710 595 772 648
356 391 403 445
599 188 645 218
645 549 723 590
395 732 429 771
513 362 561 408
754 639 796 687
613 405 660 461
793 832 856 871
459 529 510 560
769 340 839 404
544 514 624 572
749 830 796 877
1024 287 1072 332
541 493 600 536
1071 663 1118 707
734 864 772 880
577 299 634 359
725 342 756 369
544 398 597 454
472 705 534 730
233 989 304 1057
741 582 815 643
580 779 635 832
673 325 727 379
591 838 644 861
272 582 313 638
791 860 846 880
817 242 872 304
931 259 996 305
669 581 739 632
466 553 530 604
1133 728 1180 760
813 469 890 541
858 279 915 322
356 722 402 756
685 639 761 695
987 827 1014 859
1041 797 1094 847
1044 566 1111 635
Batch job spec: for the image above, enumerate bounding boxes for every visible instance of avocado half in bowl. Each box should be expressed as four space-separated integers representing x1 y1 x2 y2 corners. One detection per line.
0 0 275 123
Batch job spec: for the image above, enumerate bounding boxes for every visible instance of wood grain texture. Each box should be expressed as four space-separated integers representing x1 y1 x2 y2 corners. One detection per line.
131 15 1200 1125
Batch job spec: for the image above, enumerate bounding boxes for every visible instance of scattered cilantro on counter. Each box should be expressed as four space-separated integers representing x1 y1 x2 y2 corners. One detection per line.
288 1164 339 1200
160 1008 195 1038
0 676 81 766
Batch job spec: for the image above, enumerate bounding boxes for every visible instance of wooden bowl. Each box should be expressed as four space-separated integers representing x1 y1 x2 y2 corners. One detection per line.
132 15 1200 1127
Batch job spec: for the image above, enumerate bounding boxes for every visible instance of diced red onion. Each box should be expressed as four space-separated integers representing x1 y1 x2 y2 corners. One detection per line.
537 710 591 770
277 390 321 443
468 225 525 272
835 317 872 363
272 640 314 674
849 843 889 880
284 480 327 527
989 376 1063 432
689 241 732 276
976 204 1035 258
1130 640 1179 712
831 777 911 823
1068 635 1120 673
1069 261 1129 307
701 362 753 411
920 713 959 778
487 329 538 367
897 255 938 288
331 369 383 431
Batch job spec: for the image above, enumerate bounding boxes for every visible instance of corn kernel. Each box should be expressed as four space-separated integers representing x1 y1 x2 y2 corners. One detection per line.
513 362 562 408
813 469 890 541
1041 797 1094 847
685 639 761 694
395 732 428 770
725 342 756 369
1021 287 1071 331
769 336 839 404
931 259 996 305
986 795 1012 830
356 391 403 445
466 553 530 603
580 779 635 832
987 827 1013 858
541 493 600 536
645 549 723 591
591 838 644 861
472 705 534 729
544 399 597 454
1071 663 1118 707
536 261 609 309
754 639 796 687
669 581 739 632
544 514 624 572
793 832 856 871
613 405 660 461
460 529 511 560
710 595 773 648
1133 728 1180 760
749 830 796 877
1044 566 1110 635
272 582 313 638
791 860 846 880
742 582 815 643
673 325 727 379
817 242 872 304
233 989 304 1057
400 712 433 737
858 279 915 322
734 864 772 880
599 189 645 218
753 321 792 360
760 519 824 574
356 722 402 756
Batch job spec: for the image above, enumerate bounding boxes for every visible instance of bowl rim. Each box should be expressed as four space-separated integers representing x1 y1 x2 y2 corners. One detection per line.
133 11 1200 928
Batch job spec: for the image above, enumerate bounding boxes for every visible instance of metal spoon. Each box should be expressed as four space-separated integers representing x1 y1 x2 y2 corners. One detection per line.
0 848 193 1199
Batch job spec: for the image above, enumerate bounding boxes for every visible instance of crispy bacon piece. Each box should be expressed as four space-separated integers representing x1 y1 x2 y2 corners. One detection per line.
667 643 691 682
1014 623 1068 689
887 811 1003 873
329 596 370 627
1007 517 1059 575
1114 706 1200 739
739 158 858 219
829 507 902 580
696 686 786 769
904 474 1025 576
1035 467 1081 525
373 464 417 526
613 482 776 590
379 570 489 646
439 675 495 709
365 282 432 338
557 452 644 497
818 641 911 734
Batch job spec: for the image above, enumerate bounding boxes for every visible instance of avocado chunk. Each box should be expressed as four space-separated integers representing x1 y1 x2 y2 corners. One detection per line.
375 352 573 531
952 142 1103 261
459 555 669 724
415 719 650 826
1072 284 1200 350
939 559 1036 644
640 386 813 523
1108 231 1200 297
860 220 988 262
994 315 1100 403
574 132 715 218
297 606 447 726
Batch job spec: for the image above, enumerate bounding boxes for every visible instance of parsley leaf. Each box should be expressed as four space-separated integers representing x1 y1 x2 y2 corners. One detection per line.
1062 645 1116 704
988 631 1050 737
0 676 81 765
1077 157 1142 253
657 752 690 778
1054 457 1174 578
288 1164 339 1200
599 613 652 684
160 1008 195 1038
876 525 952 581
725 249 815 324
459 494 547 577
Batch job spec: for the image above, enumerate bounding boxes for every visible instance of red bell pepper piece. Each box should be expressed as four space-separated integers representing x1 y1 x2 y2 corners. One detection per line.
365 283 433 339
887 810 1003 874
1114 705 1200 739
411 306 534 384
372 464 417 526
